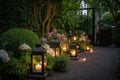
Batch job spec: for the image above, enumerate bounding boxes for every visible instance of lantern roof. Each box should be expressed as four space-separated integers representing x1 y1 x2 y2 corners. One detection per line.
32 43 46 55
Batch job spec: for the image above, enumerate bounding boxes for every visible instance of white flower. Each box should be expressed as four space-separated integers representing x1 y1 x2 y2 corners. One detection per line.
42 44 55 57
0 49 10 63
19 43 31 51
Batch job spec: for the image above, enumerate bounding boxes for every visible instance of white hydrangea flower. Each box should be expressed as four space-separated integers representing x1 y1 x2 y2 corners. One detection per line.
0 49 10 63
19 43 31 51
42 44 55 57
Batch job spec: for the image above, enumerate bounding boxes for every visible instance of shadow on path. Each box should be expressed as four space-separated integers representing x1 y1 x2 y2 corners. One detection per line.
47 46 120 80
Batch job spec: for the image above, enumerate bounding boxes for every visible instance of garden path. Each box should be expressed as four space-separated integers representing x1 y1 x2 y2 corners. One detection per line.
46 46 119 80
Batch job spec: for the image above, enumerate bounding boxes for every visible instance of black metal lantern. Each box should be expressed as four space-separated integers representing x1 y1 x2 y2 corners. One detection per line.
68 31 73 44
29 43 47 80
69 43 79 60
51 38 61 57
72 31 79 42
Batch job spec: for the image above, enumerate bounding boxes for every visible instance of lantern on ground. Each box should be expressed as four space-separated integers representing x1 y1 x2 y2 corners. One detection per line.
72 31 79 42
51 38 61 57
29 43 47 80
60 38 68 52
69 43 79 60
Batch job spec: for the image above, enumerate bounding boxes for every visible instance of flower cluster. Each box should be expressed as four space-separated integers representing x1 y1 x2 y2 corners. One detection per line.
40 28 68 56
47 29 67 42
0 49 10 63
19 43 31 51
40 37 46 43
47 29 57 39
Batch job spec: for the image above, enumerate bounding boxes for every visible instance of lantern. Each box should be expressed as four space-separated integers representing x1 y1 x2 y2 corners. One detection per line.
69 43 79 60
68 31 73 44
72 31 79 42
29 43 48 80
60 39 68 52
51 38 61 57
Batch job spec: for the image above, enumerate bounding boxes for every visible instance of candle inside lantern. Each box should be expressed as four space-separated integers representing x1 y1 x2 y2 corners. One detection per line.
62 46 67 51
73 36 77 41
77 45 79 49
86 46 90 51
71 50 76 56
40 61 47 68
35 63 42 71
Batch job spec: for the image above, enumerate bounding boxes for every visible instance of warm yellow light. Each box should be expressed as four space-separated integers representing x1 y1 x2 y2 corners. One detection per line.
56 49 60 56
79 58 87 62
82 58 86 61
62 46 67 51
73 36 77 41
77 45 79 49
71 50 76 56
40 61 47 68
86 46 90 51
35 63 42 71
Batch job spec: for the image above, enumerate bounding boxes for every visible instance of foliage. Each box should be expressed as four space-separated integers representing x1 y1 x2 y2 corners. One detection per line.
78 41 87 51
53 54 70 72
51 0 81 33
0 0 30 34
57 29 68 38
0 51 31 80
0 28 40 53
46 53 70 73
46 54 55 74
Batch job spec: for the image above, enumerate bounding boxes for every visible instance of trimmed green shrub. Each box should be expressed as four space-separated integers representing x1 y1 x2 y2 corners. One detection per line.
0 28 40 52
53 54 70 72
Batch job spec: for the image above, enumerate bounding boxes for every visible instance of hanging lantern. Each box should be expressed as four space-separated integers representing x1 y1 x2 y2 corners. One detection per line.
60 39 68 52
51 38 61 57
69 43 79 60
29 43 48 80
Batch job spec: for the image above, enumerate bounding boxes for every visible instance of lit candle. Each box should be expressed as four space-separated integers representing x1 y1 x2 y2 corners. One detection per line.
86 46 90 51
73 36 77 41
35 63 42 71
62 46 67 51
71 50 76 56
77 45 79 49
40 61 47 68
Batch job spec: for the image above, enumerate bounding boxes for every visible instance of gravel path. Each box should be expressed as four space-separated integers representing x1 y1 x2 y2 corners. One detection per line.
46 46 120 80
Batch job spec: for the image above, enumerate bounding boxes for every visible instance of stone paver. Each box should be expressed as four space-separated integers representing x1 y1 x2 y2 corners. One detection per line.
46 46 120 80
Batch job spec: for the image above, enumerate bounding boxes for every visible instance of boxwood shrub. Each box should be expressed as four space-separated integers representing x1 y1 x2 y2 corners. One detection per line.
0 28 40 52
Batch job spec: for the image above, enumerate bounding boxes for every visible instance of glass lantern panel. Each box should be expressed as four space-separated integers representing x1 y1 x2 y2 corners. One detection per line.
55 48 61 56
61 44 67 52
32 55 42 73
